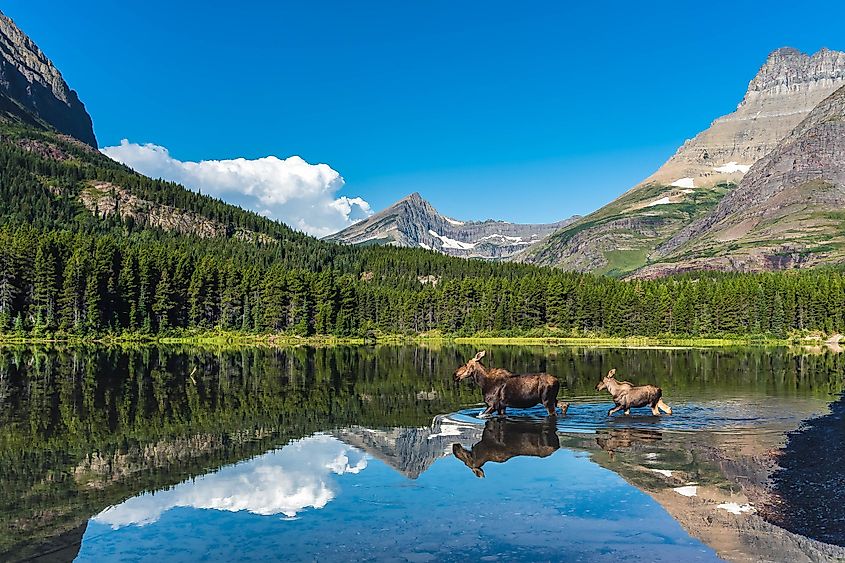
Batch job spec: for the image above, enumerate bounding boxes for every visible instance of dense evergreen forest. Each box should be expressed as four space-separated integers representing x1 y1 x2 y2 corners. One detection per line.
0 121 843 339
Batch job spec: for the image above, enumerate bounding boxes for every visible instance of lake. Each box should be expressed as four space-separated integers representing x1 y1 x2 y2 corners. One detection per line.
2 344 844 562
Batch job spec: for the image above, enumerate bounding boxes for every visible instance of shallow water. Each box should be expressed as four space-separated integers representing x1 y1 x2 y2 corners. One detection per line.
1 345 843 562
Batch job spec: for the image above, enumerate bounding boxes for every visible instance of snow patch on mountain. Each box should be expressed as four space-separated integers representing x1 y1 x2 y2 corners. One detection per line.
713 162 752 174
428 230 476 250
670 178 696 189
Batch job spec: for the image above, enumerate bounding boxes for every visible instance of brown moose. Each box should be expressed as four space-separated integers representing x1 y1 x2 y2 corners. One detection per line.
453 351 568 417
595 368 672 416
452 418 560 478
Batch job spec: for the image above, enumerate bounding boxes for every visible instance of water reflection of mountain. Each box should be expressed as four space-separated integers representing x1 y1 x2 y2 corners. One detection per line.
560 430 845 563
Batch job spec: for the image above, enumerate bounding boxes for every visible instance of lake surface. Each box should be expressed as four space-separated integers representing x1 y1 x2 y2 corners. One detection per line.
2 345 844 562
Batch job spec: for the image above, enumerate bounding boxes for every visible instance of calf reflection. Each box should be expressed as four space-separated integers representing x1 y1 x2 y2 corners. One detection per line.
595 428 662 460
452 418 560 478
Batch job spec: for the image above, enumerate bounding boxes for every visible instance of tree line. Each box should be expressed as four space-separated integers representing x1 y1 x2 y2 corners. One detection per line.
0 225 842 338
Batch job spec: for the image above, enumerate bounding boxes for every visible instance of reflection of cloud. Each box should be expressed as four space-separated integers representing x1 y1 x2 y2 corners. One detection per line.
94 434 367 528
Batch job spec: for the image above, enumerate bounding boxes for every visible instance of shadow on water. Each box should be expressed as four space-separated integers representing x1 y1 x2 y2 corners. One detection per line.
766 393 845 547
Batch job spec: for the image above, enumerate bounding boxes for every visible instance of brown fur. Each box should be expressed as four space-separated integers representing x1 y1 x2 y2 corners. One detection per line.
452 418 560 478
595 368 673 416
454 351 567 417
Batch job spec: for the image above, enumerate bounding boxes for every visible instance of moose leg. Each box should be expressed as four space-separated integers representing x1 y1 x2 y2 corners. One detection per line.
657 399 673 415
543 380 561 416
478 404 496 419
651 403 660 416
608 403 624 416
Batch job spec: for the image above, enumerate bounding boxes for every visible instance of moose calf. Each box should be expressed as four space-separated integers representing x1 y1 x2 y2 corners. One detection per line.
595 368 672 416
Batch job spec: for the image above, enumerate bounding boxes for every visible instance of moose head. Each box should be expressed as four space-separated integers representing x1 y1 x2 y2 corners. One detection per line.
452 443 485 478
595 368 617 391
453 350 487 382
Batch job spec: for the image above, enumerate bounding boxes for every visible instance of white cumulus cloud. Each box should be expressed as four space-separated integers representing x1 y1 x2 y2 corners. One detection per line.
93 434 368 528
100 140 372 237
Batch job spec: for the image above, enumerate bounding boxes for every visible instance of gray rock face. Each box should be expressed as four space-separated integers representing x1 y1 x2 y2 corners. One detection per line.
80 181 275 243
325 192 577 260
636 85 845 276
0 10 96 146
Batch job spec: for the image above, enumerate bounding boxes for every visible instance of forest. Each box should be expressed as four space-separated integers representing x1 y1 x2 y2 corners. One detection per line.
0 121 843 340
0 224 842 339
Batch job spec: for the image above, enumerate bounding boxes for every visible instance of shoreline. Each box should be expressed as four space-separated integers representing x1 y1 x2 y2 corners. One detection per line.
0 332 806 348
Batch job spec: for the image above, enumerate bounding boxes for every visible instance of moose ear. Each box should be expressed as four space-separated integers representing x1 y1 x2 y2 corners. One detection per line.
474 350 486 361
608 368 616 378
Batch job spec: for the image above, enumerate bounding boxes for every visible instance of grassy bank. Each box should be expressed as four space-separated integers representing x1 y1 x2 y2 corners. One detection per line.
0 329 806 348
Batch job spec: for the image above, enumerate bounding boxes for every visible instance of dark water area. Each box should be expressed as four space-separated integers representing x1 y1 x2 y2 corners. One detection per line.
1 344 844 562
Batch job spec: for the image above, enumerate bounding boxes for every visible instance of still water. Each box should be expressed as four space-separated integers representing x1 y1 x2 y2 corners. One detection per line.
2 345 844 562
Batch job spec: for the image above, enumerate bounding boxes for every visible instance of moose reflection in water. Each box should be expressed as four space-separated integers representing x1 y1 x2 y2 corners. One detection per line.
596 369 673 416
452 418 560 478
595 428 663 460
453 351 568 417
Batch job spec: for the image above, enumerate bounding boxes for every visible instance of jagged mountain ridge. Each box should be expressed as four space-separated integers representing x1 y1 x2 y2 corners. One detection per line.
0 10 96 146
325 192 577 260
521 47 845 276
633 84 845 277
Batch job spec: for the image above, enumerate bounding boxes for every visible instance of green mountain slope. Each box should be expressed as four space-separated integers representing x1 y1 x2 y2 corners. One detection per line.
521 48 845 277
635 85 845 277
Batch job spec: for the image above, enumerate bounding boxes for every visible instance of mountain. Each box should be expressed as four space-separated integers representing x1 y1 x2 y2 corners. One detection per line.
333 417 481 479
634 84 845 277
325 192 577 260
0 10 96 146
522 47 845 276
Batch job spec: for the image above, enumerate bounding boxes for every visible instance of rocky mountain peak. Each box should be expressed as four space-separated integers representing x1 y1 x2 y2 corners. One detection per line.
0 10 96 146
740 47 845 108
643 47 845 188
522 47 845 276
325 192 577 260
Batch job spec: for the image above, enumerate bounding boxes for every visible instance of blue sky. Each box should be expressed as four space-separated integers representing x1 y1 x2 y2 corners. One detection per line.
5 0 845 232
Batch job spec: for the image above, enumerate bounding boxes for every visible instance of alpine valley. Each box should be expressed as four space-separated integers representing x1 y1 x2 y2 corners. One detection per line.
0 6 845 343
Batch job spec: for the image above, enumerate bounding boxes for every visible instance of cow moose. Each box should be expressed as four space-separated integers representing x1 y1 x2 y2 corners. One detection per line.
452 418 560 478
595 368 672 416
453 351 568 417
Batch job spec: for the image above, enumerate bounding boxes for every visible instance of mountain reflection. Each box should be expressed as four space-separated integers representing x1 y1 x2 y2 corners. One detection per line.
95 435 367 527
